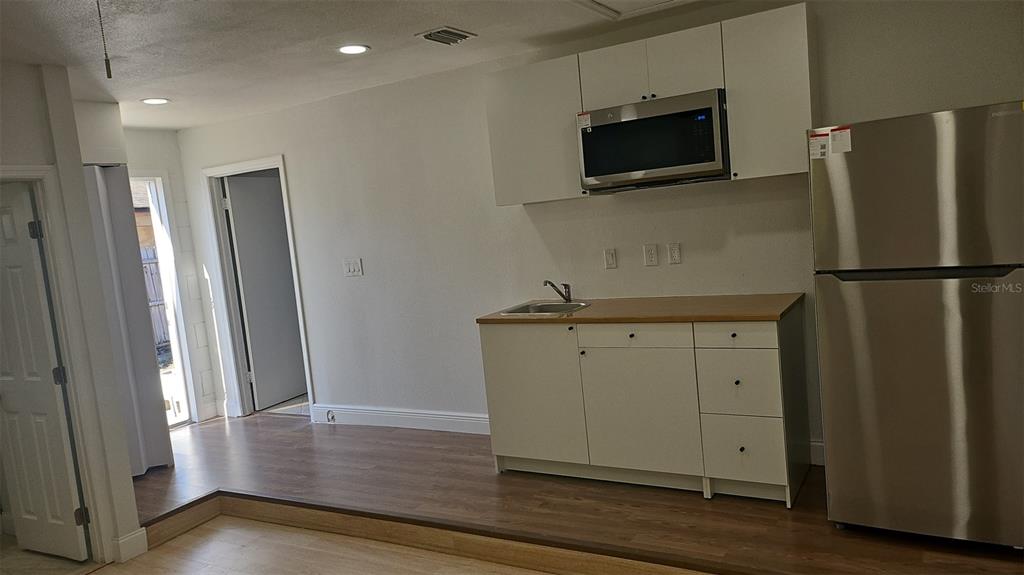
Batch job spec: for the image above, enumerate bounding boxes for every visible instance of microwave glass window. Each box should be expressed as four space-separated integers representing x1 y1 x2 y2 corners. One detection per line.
581 107 716 178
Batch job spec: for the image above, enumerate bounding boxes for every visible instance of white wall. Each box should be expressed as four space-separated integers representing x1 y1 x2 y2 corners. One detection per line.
1 64 56 165
164 1 1023 452
73 101 128 165
124 128 221 421
1 63 145 562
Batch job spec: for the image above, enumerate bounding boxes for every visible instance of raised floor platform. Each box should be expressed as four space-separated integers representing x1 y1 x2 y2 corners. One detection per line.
133 414 1023 575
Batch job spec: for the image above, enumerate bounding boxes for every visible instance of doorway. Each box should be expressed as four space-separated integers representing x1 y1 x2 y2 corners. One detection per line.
129 176 192 427
209 162 310 415
0 180 92 564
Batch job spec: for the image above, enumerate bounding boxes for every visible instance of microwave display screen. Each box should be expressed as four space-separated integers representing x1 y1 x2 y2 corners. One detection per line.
581 107 716 178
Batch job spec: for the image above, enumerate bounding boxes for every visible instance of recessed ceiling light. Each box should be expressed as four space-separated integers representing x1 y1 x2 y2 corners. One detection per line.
338 44 370 55
141 98 170 105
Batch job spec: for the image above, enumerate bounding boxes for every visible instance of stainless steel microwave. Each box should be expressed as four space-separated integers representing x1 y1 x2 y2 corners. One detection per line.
577 89 729 193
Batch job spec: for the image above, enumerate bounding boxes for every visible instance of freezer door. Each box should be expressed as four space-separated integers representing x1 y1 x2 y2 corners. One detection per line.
816 270 1023 546
810 102 1023 271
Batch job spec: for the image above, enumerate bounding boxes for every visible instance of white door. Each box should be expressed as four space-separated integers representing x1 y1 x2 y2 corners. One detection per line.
578 39 649 110
0 182 89 560
722 3 812 180
224 171 306 410
646 23 725 99
579 347 704 476
479 324 589 464
485 54 584 205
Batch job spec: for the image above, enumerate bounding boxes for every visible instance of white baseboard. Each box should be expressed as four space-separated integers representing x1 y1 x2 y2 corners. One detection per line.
810 440 825 465
114 527 149 562
311 403 490 435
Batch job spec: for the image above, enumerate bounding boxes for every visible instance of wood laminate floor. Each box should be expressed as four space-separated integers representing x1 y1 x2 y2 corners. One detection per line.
133 415 1023 575
97 515 547 574
0 535 99 575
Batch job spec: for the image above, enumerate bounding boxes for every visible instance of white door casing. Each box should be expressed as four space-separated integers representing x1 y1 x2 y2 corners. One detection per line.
0 181 89 560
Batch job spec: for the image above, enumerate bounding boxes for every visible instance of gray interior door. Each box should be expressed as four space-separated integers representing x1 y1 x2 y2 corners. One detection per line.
224 170 306 410
815 270 1023 546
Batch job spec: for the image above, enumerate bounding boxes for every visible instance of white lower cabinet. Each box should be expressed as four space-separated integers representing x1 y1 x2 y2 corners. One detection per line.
700 414 787 485
479 324 589 464
580 347 703 476
479 312 808 507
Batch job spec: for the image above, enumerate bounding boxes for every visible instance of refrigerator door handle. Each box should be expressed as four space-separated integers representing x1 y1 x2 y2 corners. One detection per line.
828 265 1021 282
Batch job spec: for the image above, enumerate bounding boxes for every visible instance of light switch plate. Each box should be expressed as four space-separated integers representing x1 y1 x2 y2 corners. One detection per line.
603 248 618 269
343 257 363 277
643 244 658 266
667 242 681 264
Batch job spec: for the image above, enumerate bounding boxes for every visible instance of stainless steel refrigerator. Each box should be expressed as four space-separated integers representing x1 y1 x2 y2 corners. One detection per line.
809 101 1023 547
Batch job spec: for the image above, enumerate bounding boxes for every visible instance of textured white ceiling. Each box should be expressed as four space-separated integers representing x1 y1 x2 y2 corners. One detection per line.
0 0 689 129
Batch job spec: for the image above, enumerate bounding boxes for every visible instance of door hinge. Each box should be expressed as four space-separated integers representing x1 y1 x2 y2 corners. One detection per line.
52 365 68 386
27 220 43 239
246 371 254 385
74 506 90 526
221 195 231 210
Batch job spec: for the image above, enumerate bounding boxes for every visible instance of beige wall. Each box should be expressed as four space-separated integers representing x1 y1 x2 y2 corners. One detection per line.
164 1 1023 453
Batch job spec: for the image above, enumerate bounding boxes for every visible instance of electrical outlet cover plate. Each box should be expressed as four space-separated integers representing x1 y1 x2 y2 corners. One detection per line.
643 244 658 266
343 257 363 277
668 242 681 264
604 248 618 269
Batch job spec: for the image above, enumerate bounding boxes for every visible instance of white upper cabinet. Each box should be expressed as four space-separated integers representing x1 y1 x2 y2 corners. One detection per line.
579 40 648 111
722 3 813 180
580 24 725 112
484 4 813 205
646 23 725 99
485 54 584 206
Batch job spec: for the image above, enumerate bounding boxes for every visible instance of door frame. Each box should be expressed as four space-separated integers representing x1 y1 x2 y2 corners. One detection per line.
200 156 313 417
0 165 137 563
127 171 198 426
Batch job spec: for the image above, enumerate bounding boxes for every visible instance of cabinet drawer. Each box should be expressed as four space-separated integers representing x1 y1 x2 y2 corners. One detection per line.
577 323 693 348
694 322 777 348
697 349 782 417
701 414 787 485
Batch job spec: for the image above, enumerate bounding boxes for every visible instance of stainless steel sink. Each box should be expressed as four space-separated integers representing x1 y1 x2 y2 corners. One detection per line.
499 301 590 315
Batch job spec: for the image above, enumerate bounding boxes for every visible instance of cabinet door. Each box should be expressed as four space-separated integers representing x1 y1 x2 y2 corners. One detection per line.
646 23 724 99
578 40 649 111
480 324 589 464
722 3 812 179
580 348 703 475
484 55 583 206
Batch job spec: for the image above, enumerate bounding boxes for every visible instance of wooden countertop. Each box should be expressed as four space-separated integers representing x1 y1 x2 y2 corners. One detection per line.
476 293 803 324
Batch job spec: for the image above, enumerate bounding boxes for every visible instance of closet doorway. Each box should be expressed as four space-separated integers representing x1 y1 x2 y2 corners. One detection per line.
209 160 310 415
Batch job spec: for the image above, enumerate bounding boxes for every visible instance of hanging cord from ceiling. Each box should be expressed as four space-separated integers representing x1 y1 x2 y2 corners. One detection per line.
96 0 112 78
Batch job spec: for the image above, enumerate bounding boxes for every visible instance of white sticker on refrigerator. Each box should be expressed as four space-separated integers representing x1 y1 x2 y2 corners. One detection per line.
576 113 591 130
809 134 829 160
829 127 852 153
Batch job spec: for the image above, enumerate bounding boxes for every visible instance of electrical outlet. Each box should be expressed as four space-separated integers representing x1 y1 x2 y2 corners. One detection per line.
668 242 682 264
643 244 659 266
343 257 363 277
603 248 618 269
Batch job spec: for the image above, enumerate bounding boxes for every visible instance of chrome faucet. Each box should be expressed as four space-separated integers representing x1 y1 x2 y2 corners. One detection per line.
543 280 572 303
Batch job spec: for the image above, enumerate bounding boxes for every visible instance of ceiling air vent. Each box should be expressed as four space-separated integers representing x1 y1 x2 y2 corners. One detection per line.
421 26 476 46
